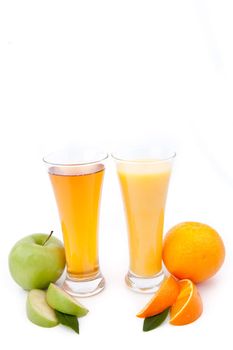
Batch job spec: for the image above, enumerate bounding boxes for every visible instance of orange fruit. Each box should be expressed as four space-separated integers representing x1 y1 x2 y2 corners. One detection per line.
170 279 203 325
136 275 180 318
163 222 225 283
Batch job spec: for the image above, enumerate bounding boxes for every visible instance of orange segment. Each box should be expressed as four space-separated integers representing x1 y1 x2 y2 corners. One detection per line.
136 275 180 318
170 279 203 325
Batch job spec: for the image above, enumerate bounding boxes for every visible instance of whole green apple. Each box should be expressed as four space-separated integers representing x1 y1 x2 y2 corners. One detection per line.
9 233 66 290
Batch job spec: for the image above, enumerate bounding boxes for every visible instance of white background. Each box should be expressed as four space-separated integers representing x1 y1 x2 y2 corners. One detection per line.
1 0 233 349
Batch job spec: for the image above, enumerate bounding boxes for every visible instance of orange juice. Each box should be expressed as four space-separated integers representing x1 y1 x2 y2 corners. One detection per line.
49 164 104 279
117 162 171 277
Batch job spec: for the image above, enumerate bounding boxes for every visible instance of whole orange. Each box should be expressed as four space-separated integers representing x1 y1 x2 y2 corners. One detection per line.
162 222 225 283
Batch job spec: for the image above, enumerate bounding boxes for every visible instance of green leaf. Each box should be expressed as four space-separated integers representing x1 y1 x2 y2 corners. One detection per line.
55 310 79 334
143 307 169 332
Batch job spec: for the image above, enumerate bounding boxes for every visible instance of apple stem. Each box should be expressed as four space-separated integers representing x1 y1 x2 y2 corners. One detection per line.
42 231 54 246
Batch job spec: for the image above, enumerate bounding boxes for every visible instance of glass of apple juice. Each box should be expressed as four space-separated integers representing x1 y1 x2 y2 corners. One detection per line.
43 149 108 297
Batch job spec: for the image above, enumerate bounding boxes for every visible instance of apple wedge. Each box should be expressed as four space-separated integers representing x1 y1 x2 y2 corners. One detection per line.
26 289 59 327
46 283 89 317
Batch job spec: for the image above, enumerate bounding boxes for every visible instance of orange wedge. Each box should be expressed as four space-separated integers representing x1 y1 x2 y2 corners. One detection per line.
170 279 203 325
136 275 180 318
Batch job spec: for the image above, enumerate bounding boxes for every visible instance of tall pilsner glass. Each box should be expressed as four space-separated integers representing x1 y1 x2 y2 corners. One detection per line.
112 149 175 293
43 150 108 297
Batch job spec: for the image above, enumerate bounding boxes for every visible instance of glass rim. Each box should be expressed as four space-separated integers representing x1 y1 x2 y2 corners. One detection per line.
111 151 176 164
43 151 109 167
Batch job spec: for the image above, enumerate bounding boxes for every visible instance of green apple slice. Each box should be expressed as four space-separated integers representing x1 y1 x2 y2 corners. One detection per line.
46 283 89 317
26 289 59 327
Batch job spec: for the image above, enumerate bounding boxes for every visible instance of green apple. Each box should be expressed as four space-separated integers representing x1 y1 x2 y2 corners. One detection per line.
9 233 66 290
46 283 89 317
27 289 59 327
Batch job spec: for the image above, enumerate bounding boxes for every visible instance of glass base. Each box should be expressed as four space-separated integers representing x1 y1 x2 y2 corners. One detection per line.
125 270 165 293
62 272 105 297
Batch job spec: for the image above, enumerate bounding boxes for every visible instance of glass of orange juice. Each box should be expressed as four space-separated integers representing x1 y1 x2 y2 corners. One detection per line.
112 148 175 293
43 149 108 297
